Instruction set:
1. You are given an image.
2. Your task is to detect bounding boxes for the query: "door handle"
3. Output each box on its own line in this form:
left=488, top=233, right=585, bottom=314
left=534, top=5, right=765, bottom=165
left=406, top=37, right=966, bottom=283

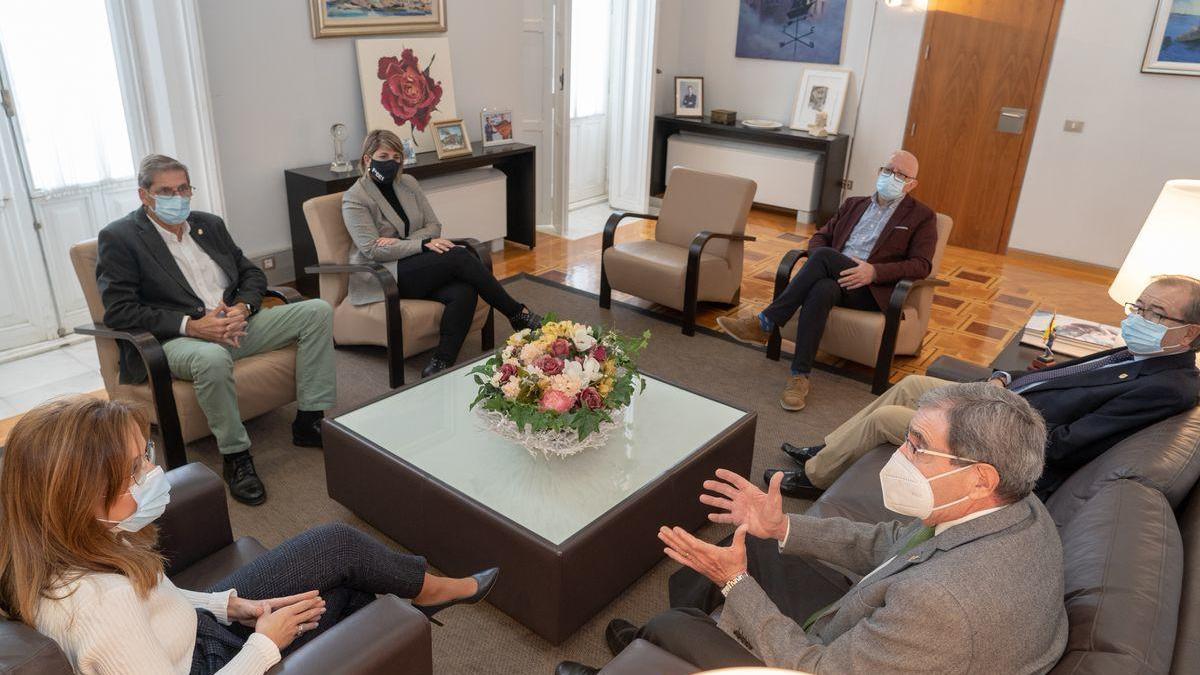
left=996, top=107, right=1027, bottom=134
left=1000, top=111, right=1022, bottom=118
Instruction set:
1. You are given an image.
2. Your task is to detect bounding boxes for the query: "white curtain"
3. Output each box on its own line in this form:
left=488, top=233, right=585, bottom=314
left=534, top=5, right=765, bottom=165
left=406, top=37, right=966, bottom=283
left=0, top=0, right=135, bottom=193
left=569, top=0, right=612, bottom=119
left=606, top=0, right=657, bottom=212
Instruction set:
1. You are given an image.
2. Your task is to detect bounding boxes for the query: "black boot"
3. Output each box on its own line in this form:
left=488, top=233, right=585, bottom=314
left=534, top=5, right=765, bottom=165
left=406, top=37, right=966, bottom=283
left=422, top=354, right=453, bottom=378
left=764, top=467, right=824, bottom=500
left=292, top=410, right=324, bottom=448
left=223, top=452, right=266, bottom=505
left=781, top=442, right=825, bottom=466
left=508, top=306, right=543, bottom=331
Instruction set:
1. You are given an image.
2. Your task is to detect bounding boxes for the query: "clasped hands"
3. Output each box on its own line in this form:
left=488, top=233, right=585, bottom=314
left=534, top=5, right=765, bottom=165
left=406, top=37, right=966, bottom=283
left=374, top=236, right=460, bottom=254
left=658, top=469, right=789, bottom=587
left=227, top=590, right=326, bottom=650
left=186, top=301, right=249, bottom=348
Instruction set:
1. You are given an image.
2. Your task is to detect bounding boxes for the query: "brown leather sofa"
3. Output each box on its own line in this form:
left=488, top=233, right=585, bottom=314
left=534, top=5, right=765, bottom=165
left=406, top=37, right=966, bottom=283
left=602, top=356, right=1200, bottom=674
left=0, top=463, right=432, bottom=675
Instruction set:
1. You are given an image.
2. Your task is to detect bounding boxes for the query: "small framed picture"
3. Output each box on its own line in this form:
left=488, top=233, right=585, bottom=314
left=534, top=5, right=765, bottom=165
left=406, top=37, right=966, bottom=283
left=431, top=118, right=473, bottom=159
left=789, top=69, right=850, bottom=134
left=400, top=138, right=418, bottom=165
left=674, top=76, right=703, bottom=117
left=481, top=108, right=515, bottom=147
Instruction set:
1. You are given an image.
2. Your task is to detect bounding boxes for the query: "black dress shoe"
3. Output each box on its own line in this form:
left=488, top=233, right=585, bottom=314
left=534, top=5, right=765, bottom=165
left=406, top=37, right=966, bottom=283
left=223, top=453, right=266, bottom=505
left=764, top=468, right=824, bottom=500
left=605, top=618, right=638, bottom=656
left=509, top=306, right=543, bottom=331
left=421, top=355, right=453, bottom=379
left=781, top=442, right=825, bottom=467
left=555, top=662, right=599, bottom=675
left=414, top=567, right=499, bottom=626
left=291, top=416, right=323, bottom=448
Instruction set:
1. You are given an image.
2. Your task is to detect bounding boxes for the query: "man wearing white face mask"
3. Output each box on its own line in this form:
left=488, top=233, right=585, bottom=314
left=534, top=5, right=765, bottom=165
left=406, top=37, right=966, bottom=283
left=560, top=383, right=1067, bottom=675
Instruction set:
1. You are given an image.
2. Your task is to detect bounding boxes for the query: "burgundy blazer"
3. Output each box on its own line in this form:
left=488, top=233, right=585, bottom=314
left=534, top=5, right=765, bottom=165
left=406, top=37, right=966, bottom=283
left=807, top=194, right=938, bottom=310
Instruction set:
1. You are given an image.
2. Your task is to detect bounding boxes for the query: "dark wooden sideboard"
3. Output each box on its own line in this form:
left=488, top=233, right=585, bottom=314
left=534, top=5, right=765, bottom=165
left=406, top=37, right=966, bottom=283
left=650, top=115, right=849, bottom=227
left=284, top=142, right=536, bottom=298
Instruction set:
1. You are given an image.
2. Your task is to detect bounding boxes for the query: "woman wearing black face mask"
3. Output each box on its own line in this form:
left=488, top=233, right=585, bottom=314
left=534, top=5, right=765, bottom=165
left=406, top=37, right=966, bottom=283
left=340, top=129, right=542, bottom=378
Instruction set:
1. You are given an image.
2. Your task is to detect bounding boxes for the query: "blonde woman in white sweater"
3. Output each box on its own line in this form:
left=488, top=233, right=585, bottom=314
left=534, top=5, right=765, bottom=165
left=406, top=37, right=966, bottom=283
left=0, top=397, right=498, bottom=674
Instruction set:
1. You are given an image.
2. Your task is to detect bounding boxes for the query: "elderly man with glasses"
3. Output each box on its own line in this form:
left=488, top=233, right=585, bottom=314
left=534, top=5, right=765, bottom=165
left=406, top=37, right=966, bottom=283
left=766, top=275, right=1200, bottom=500
left=558, top=383, right=1068, bottom=674
left=719, top=150, right=937, bottom=414
left=96, top=154, right=337, bottom=506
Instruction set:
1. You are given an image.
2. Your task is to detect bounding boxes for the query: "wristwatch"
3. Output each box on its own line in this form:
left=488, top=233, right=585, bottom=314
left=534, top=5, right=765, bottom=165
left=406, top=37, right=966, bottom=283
left=989, top=371, right=1012, bottom=387
left=721, top=572, right=749, bottom=597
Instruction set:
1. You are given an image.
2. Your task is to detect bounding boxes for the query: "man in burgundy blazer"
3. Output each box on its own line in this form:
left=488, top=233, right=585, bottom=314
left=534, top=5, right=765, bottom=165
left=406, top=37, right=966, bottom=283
left=719, top=150, right=938, bottom=411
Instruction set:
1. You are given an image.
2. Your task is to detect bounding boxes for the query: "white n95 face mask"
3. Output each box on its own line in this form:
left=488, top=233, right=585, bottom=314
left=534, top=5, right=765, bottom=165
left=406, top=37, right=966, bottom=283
left=98, top=466, right=171, bottom=533
left=879, top=450, right=976, bottom=520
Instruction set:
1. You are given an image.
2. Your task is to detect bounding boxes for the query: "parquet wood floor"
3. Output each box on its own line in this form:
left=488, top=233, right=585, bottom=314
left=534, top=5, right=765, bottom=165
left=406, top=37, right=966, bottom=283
left=494, top=208, right=1122, bottom=384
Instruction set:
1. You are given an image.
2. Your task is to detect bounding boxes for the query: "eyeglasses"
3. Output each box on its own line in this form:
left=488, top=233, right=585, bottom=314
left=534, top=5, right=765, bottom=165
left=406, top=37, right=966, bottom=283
left=129, top=440, right=157, bottom=487
left=149, top=185, right=196, bottom=198
left=901, top=429, right=978, bottom=465
left=1124, top=302, right=1188, bottom=326
left=879, top=167, right=915, bottom=183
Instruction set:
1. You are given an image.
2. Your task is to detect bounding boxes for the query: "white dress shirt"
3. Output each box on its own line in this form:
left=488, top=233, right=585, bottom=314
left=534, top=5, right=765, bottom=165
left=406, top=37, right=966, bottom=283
left=152, top=219, right=230, bottom=334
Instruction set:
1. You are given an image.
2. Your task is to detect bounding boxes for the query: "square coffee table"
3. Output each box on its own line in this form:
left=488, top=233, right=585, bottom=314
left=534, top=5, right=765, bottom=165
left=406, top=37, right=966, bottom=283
left=324, top=356, right=756, bottom=643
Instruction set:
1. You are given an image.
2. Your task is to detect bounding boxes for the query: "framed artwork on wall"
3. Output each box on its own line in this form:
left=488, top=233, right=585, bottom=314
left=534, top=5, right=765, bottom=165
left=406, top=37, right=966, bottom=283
left=310, top=0, right=447, bottom=38
left=735, top=0, right=847, bottom=64
left=431, top=118, right=473, bottom=159
left=481, top=108, right=515, bottom=147
left=674, top=76, right=704, bottom=117
left=356, top=37, right=457, bottom=150
left=789, top=68, right=849, bottom=134
left=1142, top=0, right=1200, bottom=75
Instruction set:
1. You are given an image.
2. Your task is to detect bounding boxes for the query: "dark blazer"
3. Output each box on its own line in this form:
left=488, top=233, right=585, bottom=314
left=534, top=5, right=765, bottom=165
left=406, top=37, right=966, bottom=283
left=807, top=194, right=939, bottom=310
left=95, top=207, right=268, bottom=384
left=1003, top=348, right=1200, bottom=498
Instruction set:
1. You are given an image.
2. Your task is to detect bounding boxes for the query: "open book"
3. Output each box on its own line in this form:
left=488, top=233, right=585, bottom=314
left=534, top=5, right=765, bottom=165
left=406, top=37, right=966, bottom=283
left=1019, top=310, right=1124, bottom=358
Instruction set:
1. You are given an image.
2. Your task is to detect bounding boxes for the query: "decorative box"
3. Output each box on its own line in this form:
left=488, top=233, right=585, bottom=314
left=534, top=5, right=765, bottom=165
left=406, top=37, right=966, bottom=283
left=710, top=109, right=737, bottom=125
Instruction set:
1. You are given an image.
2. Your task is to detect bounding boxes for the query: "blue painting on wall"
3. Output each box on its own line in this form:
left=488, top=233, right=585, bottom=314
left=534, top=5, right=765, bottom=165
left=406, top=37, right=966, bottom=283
left=1144, top=0, right=1200, bottom=75
left=735, top=0, right=847, bottom=64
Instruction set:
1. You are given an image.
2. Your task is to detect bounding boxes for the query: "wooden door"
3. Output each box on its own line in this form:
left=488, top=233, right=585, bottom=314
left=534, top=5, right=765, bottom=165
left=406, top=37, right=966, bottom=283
left=903, top=0, right=1063, bottom=253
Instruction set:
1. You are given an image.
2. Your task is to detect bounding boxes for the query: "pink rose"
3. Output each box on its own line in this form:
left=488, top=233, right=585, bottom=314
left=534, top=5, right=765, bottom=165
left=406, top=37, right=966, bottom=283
left=550, top=338, right=571, bottom=357
left=534, top=354, right=564, bottom=376
left=539, top=389, right=575, bottom=413
left=578, top=387, right=603, bottom=410
left=591, top=345, right=607, bottom=362
left=498, top=363, right=517, bottom=383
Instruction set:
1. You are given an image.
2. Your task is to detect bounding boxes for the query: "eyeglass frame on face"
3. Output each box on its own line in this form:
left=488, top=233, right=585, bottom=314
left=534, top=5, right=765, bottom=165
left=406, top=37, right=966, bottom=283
left=128, top=439, right=157, bottom=488
left=1123, top=302, right=1189, bottom=327
left=901, top=426, right=978, bottom=466
left=879, top=166, right=915, bottom=183
left=147, top=184, right=197, bottom=198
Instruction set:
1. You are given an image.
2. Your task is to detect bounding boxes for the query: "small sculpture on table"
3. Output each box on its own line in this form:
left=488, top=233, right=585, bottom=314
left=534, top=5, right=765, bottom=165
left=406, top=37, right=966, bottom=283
left=1031, top=312, right=1058, bottom=370
left=329, top=123, right=353, bottom=173
left=807, top=111, right=829, bottom=137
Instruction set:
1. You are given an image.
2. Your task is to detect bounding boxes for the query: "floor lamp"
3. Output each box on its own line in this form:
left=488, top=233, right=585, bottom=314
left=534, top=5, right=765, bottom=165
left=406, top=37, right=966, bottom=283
left=1108, top=180, right=1200, bottom=305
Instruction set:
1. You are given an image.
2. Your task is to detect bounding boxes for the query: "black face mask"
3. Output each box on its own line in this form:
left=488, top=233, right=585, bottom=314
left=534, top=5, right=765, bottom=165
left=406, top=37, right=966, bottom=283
left=368, top=158, right=400, bottom=184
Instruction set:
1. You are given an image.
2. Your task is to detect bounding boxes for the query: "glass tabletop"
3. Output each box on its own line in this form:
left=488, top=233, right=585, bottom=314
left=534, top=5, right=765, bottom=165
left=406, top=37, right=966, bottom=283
left=334, top=357, right=747, bottom=546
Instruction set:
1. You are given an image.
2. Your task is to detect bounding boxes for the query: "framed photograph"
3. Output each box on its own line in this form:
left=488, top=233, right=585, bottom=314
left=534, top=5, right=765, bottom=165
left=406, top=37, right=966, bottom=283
left=481, top=108, right=514, bottom=147
left=356, top=37, right=457, bottom=150
left=401, top=138, right=417, bottom=165
left=789, top=68, right=850, bottom=134
left=736, top=0, right=847, bottom=65
left=1142, top=0, right=1200, bottom=76
left=310, top=0, right=447, bottom=38
left=431, top=118, right=472, bottom=159
left=674, top=76, right=704, bottom=117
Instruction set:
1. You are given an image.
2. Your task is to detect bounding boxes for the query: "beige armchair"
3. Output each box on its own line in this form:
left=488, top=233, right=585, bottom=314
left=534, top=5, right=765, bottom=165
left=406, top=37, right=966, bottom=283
left=69, top=240, right=300, bottom=469
left=766, top=213, right=954, bottom=394
left=600, top=167, right=757, bottom=335
left=301, top=192, right=493, bottom=388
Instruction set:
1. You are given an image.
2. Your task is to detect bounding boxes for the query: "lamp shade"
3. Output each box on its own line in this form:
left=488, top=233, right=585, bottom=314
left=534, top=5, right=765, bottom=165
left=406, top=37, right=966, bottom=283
left=1109, top=180, right=1200, bottom=305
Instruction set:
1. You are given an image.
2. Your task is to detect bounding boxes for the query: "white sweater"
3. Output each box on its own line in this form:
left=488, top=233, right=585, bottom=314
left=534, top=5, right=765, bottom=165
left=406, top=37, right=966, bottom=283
left=34, top=572, right=281, bottom=674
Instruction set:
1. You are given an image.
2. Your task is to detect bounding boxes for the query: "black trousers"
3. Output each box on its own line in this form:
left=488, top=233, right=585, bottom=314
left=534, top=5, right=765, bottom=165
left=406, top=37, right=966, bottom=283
left=760, top=247, right=880, bottom=375
left=392, top=247, right=524, bottom=361
left=190, top=523, right=426, bottom=675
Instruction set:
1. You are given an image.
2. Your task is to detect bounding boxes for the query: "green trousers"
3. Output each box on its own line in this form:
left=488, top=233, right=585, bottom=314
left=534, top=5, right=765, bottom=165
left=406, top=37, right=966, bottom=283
left=162, top=299, right=337, bottom=455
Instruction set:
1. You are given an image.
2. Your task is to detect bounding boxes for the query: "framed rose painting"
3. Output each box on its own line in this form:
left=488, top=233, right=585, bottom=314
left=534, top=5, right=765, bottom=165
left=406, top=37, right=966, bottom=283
left=356, top=37, right=458, bottom=150
left=310, top=0, right=447, bottom=38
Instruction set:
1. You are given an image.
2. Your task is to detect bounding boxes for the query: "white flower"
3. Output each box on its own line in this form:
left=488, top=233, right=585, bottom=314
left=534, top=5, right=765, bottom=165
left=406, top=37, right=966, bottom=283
left=549, top=373, right=582, bottom=398
left=561, top=357, right=603, bottom=387
left=571, top=326, right=597, bottom=352
left=582, top=357, right=603, bottom=383
left=507, top=329, right=531, bottom=347
left=490, top=371, right=503, bottom=387
left=501, top=380, right=520, bottom=399
left=518, top=342, right=544, bottom=364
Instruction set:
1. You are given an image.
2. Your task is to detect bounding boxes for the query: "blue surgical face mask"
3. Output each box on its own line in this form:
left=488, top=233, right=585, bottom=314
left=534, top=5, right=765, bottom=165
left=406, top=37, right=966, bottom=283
left=1121, top=313, right=1184, bottom=355
left=152, top=195, right=190, bottom=225
left=98, top=466, right=171, bottom=533
left=876, top=172, right=907, bottom=201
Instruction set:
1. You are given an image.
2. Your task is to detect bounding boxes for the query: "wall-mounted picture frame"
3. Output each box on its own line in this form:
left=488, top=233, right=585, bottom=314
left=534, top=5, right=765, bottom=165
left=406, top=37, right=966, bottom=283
left=674, top=76, right=704, bottom=117
left=789, top=68, right=850, bottom=134
left=1142, top=0, right=1200, bottom=76
left=481, top=108, right=514, bottom=147
left=431, top=118, right=472, bottom=159
left=310, top=0, right=447, bottom=38
left=401, top=138, right=418, bottom=165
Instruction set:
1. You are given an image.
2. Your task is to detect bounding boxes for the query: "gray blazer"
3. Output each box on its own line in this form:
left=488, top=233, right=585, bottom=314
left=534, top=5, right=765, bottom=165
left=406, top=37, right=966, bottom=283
left=341, top=173, right=442, bottom=305
left=719, top=495, right=1068, bottom=674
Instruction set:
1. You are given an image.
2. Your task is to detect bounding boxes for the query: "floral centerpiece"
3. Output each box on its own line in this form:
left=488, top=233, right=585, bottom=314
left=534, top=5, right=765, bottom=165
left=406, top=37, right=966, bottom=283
left=469, top=317, right=650, bottom=458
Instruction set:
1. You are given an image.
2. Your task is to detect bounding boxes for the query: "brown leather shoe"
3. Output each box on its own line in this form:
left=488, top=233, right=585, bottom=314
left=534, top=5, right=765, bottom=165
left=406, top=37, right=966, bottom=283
left=717, top=313, right=770, bottom=346
left=780, top=374, right=810, bottom=411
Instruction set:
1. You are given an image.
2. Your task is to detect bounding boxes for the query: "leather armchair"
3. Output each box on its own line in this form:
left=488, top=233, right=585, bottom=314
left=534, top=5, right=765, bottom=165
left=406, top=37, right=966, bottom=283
left=0, top=464, right=432, bottom=675
left=301, top=192, right=494, bottom=388
left=68, top=240, right=302, bottom=469
left=600, top=167, right=757, bottom=336
left=766, top=213, right=954, bottom=394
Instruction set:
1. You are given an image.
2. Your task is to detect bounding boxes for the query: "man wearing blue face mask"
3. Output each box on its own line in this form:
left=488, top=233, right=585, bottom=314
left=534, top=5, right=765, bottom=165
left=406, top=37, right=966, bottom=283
left=96, top=154, right=338, bottom=506
left=718, top=150, right=938, bottom=414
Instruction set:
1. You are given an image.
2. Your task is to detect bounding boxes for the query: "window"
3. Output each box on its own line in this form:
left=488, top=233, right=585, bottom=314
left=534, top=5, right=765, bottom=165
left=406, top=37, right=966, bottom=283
left=569, top=0, right=612, bottom=119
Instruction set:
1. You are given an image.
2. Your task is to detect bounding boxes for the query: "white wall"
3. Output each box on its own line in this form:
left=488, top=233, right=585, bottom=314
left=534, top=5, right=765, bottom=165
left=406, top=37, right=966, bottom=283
left=1008, top=0, right=1200, bottom=268
left=196, top=0, right=527, bottom=257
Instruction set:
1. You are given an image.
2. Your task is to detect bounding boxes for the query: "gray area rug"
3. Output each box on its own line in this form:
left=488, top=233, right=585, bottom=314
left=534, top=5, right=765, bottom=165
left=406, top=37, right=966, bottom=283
left=185, top=275, right=877, bottom=674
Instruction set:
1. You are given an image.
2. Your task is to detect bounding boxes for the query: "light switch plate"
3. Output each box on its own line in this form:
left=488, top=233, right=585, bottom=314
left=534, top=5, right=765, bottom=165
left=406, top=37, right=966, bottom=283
left=1063, top=120, right=1085, bottom=133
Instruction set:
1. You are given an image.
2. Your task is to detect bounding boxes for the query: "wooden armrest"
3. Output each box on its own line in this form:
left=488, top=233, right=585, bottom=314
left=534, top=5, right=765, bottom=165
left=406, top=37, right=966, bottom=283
left=265, top=285, right=303, bottom=304
left=303, top=263, right=406, bottom=388
left=603, top=211, right=660, bottom=251
left=773, top=248, right=810, bottom=299
left=304, top=263, right=400, bottom=303
left=449, top=237, right=493, bottom=273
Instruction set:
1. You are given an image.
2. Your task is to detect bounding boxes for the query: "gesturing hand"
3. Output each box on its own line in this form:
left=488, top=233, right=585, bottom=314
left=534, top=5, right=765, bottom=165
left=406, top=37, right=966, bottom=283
left=700, top=469, right=789, bottom=542
left=251, top=590, right=326, bottom=651
left=838, top=257, right=876, bottom=290
left=659, top=524, right=749, bottom=587
left=228, top=590, right=322, bottom=629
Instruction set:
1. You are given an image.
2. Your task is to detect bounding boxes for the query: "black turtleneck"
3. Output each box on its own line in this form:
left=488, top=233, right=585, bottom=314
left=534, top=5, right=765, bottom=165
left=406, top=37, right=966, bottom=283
left=374, top=179, right=411, bottom=236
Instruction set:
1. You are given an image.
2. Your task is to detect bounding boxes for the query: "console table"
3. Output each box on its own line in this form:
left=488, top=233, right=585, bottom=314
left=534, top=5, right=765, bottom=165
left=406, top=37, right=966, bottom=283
left=284, top=142, right=536, bottom=298
left=651, top=115, right=849, bottom=227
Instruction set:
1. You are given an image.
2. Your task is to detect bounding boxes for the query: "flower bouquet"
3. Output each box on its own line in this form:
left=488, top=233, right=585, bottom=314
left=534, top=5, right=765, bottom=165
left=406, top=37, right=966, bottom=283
left=469, top=316, right=650, bottom=458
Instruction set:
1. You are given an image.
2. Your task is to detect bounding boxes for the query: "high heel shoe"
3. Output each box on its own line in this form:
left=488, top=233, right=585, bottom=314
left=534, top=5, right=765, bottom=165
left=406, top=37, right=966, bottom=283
left=414, top=567, right=499, bottom=626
